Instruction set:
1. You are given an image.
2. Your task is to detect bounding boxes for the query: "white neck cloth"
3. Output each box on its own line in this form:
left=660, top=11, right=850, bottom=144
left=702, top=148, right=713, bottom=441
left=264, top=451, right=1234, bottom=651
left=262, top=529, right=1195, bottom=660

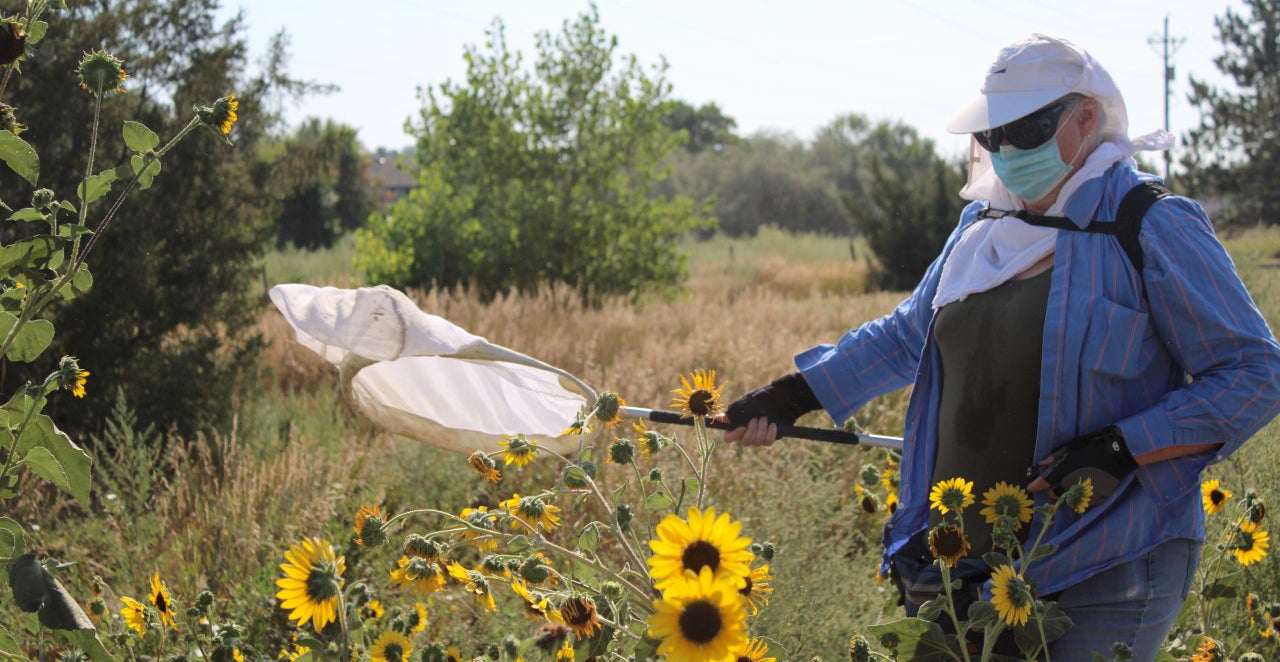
left=931, top=140, right=1145, bottom=310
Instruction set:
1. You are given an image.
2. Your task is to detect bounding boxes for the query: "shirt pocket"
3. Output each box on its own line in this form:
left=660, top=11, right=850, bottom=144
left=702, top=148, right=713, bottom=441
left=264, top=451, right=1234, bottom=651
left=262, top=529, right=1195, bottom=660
left=1081, top=295, right=1158, bottom=380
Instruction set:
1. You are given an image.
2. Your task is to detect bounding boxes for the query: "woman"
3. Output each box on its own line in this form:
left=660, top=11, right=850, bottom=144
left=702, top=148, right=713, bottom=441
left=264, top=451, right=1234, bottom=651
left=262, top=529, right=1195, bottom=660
left=724, top=33, right=1280, bottom=660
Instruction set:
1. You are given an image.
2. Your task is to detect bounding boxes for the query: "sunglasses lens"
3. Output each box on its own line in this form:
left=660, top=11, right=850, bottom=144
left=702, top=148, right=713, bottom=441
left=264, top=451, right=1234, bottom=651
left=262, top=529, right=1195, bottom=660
left=973, top=100, right=1071, bottom=152
left=1004, top=102, right=1069, bottom=149
left=974, top=128, right=1002, bottom=153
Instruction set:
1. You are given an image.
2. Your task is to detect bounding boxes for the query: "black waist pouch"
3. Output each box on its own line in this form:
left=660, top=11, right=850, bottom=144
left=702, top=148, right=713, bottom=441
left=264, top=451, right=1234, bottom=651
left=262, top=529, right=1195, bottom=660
left=890, top=529, right=991, bottom=616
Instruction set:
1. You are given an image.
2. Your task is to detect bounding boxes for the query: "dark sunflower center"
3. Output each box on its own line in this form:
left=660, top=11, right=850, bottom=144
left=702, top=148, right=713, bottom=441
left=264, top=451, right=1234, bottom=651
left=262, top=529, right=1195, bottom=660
left=737, top=657, right=752, bottom=662
left=933, top=528, right=966, bottom=557
left=154, top=591, right=168, bottom=613
left=1211, top=489, right=1225, bottom=505
left=739, top=576, right=754, bottom=596
left=678, top=599, right=723, bottom=645
left=1238, top=532, right=1257, bottom=552
left=682, top=540, right=720, bottom=574
left=689, top=390, right=714, bottom=416
left=384, top=643, right=404, bottom=662
left=306, top=562, right=340, bottom=601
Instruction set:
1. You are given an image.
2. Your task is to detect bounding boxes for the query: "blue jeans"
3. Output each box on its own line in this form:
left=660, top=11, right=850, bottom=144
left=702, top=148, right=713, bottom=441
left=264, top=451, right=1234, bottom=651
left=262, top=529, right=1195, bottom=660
left=1049, top=538, right=1201, bottom=662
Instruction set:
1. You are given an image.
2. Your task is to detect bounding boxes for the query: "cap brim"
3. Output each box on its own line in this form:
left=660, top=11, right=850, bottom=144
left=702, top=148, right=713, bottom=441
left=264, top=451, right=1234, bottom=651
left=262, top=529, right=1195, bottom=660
left=946, top=89, right=1069, bottom=134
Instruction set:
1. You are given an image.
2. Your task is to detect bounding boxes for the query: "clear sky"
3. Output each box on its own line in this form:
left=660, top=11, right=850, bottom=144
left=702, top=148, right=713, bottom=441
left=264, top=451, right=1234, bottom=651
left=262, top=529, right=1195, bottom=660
left=215, top=1, right=1239, bottom=162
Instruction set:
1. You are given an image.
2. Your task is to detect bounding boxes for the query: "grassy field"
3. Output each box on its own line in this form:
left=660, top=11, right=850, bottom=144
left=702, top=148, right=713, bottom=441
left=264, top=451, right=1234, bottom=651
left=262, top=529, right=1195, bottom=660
left=9, top=226, right=1280, bottom=660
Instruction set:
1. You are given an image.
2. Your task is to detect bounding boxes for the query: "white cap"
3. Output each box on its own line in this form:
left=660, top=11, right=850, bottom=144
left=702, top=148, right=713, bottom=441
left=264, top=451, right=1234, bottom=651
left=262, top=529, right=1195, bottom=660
left=946, top=33, right=1128, bottom=138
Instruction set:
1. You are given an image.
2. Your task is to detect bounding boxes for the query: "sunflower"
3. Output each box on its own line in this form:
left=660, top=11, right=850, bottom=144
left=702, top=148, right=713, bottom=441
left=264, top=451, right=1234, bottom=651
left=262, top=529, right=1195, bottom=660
left=648, top=506, right=754, bottom=593
left=468, top=451, right=502, bottom=484
left=512, top=580, right=550, bottom=620
left=72, top=370, right=89, bottom=398
left=447, top=561, right=497, bottom=612
left=457, top=506, right=499, bottom=551
left=502, top=493, right=562, bottom=532
left=148, top=573, right=178, bottom=630
left=634, top=419, right=668, bottom=459
left=407, top=601, right=428, bottom=633
left=215, top=94, right=238, bottom=134
left=445, top=648, right=465, bottom=662
left=556, top=640, right=575, bottom=662
left=276, top=537, right=345, bottom=632
left=733, top=638, right=776, bottom=662
left=989, top=565, right=1034, bottom=627
left=739, top=564, right=773, bottom=616
left=1063, top=477, right=1094, bottom=515
left=649, top=567, right=748, bottom=662
left=1247, top=593, right=1259, bottom=623
left=360, top=599, right=385, bottom=621
left=560, top=595, right=601, bottom=639
left=354, top=504, right=389, bottom=547
left=928, top=525, right=971, bottom=568
left=371, top=630, right=413, bottom=662
left=670, top=370, right=727, bottom=420
left=499, top=434, right=539, bottom=467
left=885, top=492, right=899, bottom=518
left=120, top=596, right=147, bottom=636
left=928, top=477, right=975, bottom=515
left=1189, top=635, right=1223, bottom=662
left=390, top=556, right=446, bottom=594
left=593, top=392, right=626, bottom=429
left=1202, top=480, right=1232, bottom=516
left=1232, top=519, right=1270, bottom=566
left=979, top=482, right=1034, bottom=530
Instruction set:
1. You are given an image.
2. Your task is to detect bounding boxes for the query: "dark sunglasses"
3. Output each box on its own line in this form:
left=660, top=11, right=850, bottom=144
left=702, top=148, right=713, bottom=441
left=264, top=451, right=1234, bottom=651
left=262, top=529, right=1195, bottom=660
left=973, top=99, right=1074, bottom=153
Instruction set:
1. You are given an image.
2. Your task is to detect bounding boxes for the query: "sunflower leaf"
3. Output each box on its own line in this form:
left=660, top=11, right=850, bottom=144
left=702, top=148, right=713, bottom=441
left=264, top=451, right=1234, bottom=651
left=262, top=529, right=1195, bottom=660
left=0, top=131, right=39, bottom=187
left=122, top=121, right=159, bottom=154
left=865, top=617, right=955, bottom=662
left=53, top=630, right=111, bottom=662
left=14, top=416, right=91, bottom=505
left=916, top=598, right=944, bottom=621
left=982, top=552, right=1011, bottom=569
left=1027, top=543, right=1057, bottom=561
left=577, top=521, right=605, bottom=554
left=643, top=492, right=673, bottom=510
left=0, top=517, right=23, bottom=560
left=76, top=168, right=118, bottom=205
left=1201, top=580, right=1237, bottom=600
left=0, top=624, right=21, bottom=658
left=966, top=600, right=999, bottom=631
left=5, top=318, right=53, bottom=362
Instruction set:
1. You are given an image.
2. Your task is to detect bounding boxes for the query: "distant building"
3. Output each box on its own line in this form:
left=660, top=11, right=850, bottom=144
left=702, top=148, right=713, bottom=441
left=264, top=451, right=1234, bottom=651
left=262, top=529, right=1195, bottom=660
left=367, top=155, right=415, bottom=207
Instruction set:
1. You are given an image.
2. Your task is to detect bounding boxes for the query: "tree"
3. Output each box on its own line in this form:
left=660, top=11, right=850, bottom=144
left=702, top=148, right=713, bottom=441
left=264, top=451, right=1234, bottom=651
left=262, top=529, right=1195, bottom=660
left=354, top=5, right=710, bottom=303
left=664, top=130, right=850, bottom=237
left=1181, top=0, right=1280, bottom=227
left=266, top=118, right=376, bottom=249
left=662, top=100, right=738, bottom=153
left=0, top=1, right=304, bottom=437
left=842, top=121, right=967, bottom=291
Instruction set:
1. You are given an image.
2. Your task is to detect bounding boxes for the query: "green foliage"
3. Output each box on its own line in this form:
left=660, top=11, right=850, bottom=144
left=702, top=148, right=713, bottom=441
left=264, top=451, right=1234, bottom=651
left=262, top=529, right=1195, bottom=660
left=664, top=130, right=851, bottom=237
left=661, top=99, right=738, bottom=154
left=0, top=0, right=303, bottom=438
left=355, top=5, right=711, bottom=303
left=843, top=121, right=967, bottom=291
left=1181, top=0, right=1280, bottom=227
left=265, top=118, right=376, bottom=249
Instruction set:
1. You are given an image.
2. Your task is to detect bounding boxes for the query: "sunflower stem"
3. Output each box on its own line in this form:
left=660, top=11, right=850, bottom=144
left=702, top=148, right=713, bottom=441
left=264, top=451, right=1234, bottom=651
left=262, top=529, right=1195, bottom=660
left=937, top=561, right=971, bottom=662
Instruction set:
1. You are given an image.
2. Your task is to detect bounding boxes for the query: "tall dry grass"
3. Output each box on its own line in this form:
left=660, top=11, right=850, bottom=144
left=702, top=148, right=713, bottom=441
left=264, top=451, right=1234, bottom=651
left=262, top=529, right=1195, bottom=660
left=19, top=226, right=1280, bottom=658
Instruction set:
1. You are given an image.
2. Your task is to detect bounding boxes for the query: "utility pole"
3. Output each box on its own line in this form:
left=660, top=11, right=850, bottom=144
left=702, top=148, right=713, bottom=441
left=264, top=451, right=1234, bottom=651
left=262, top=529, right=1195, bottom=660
left=1148, top=15, right=1185, bottom=185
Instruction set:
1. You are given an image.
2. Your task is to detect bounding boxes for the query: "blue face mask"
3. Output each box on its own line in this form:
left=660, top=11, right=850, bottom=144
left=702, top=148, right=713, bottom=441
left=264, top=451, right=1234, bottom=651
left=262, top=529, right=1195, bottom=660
left=990, top=135, right=1072, bottom=202
left=988, top=105, right=1081, bottom=202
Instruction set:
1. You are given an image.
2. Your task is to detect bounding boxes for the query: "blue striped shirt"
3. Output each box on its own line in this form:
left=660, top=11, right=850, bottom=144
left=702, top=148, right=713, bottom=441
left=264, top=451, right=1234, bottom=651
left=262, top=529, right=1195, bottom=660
left=795, top=163, right=1280, bottom=595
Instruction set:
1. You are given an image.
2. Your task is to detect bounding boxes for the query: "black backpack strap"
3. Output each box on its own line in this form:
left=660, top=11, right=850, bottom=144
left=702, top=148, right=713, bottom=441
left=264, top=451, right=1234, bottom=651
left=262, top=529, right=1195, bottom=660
left=976, top=181, right=1172, bottom=274
left=1111, top=181, right=1172, bottom=273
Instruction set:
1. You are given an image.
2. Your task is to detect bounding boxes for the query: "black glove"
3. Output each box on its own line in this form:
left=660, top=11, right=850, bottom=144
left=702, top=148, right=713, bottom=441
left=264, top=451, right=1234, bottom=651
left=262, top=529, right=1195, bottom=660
left=725, top=372, right=821, bottom=428
left=1038, top=425, right=1138, bottom=501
